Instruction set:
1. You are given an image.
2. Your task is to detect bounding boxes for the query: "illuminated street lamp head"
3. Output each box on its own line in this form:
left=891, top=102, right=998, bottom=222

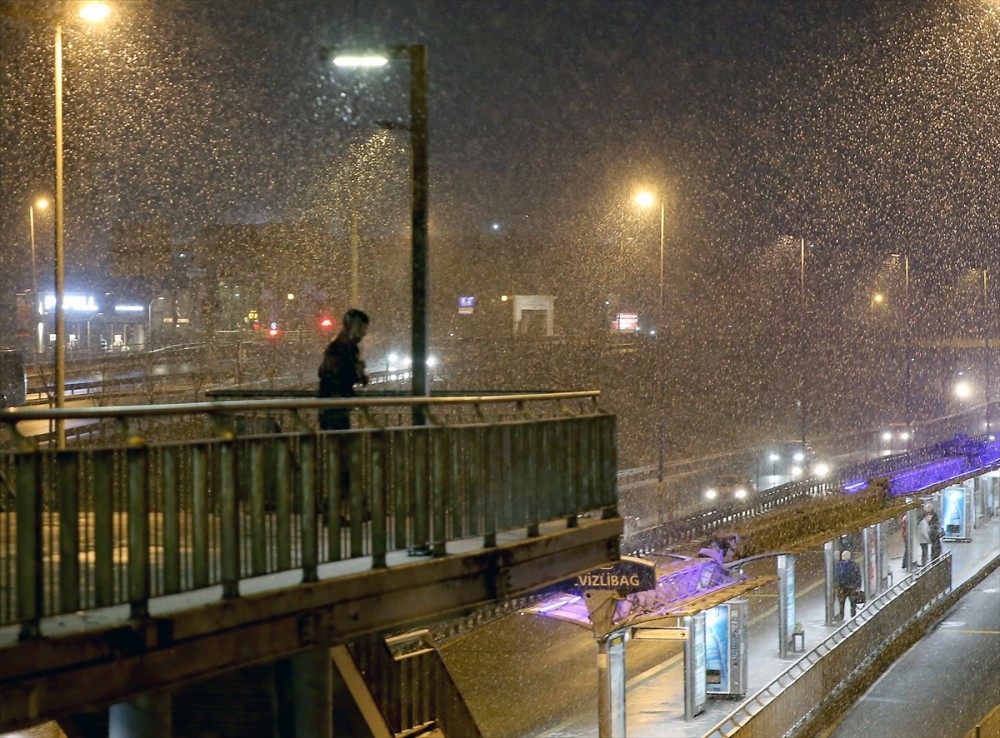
left=634, top=191, right=656, bottom=208
left=954, top=379, right=973, bottom=400
left=333, top=54, right=389, bottom=68
left=79, top=2, right=112, bottom=22
left=34, top=197, right=50, bottom=210
left=872, top=292, right=884, bottom=305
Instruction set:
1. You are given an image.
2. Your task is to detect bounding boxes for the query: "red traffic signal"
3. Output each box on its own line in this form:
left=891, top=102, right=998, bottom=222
left=319, top=317, right=334, bottom=331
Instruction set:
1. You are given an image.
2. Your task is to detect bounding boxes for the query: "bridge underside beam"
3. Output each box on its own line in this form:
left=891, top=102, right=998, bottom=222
left=0, top=518, right=622, bottom=733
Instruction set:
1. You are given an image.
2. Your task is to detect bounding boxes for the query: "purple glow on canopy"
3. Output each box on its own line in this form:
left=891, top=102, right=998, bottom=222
left=529, top=553, right=747, bottom=628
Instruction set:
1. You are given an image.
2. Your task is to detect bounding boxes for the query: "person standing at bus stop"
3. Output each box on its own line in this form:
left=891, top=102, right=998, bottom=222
left=317, top=308, right=370, bottom=430
left=917, top=512, right=932, bottom=567
left=834, top=550, right=862, bottom=620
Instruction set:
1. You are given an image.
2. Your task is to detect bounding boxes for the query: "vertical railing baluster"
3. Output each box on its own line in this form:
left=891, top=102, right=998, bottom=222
left=92, top=450, right=115, bottom=607
left=300, top=435, right=317, bottom=582
left=191, top=444, right=209, bottom=589
left=324, top=434, right=343, bottom=562
left=275, top=437, right=292, bottom=570
left=467, top=425, right=482, bottom=538
left=127, top=445, right=150, bottom=619
left=560, top=419, right=577, bottom=528
left=57, top=450, right=80, bottom=613
left=15, top=451, right=42, bottom=640
left=430, top=427, right=446, bottom=556
left=448, top=427, right=462, bottom=539
left=392, top=431, right=408, bottom=550
left=162, top=446, right=181, bottom=594
left=483, top=424, right=497, bottom=548
left=370, top=429, right=387, bottom=568
left=525, top=422, right=540, bottom=537
left=500, top=423, right=513, bottom=532
left=348, top=433, right=364, bottom=558
left=219, top=439, right=239, bottom=598
left=603, top=414, right=618, bottom=515
left=411, top=431, right=429, bottom=553
left=249, top=440, right=266, bottom=575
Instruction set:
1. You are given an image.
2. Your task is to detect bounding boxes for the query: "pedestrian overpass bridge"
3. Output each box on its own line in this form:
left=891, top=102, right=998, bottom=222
left=0, top=393, right=996, bottom=737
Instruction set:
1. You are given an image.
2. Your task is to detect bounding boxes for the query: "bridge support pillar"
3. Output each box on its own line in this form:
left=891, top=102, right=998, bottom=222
left=275, top=647, right=332, bottom=738
left=108, top=692, right=172, bottom=737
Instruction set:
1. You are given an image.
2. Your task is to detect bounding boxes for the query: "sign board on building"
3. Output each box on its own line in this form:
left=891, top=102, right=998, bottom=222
left=458, top=295, right=475, bottom=315
left=612, top=312, right=639, bottom=332
left=575, top=556, right=656, bottom=593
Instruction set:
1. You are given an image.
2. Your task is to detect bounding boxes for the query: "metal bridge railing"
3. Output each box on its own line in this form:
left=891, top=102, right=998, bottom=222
left=0, top=392, right=617, bottom=639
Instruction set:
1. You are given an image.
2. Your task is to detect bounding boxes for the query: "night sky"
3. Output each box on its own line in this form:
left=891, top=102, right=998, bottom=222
left=0, top=1, right=997, bottom=443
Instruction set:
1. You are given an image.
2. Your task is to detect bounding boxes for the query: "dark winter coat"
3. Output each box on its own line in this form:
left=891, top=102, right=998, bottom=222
left=835, top=559, right=862, bottom=590
left=318, top=336, right=365, bottom=398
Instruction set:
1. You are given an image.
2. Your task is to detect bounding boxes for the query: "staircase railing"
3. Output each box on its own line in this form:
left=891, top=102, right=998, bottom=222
left=350, top=629, right=482, bottom=738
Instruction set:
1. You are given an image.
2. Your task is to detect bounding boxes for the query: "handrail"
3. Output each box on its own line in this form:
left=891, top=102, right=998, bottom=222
left=0, top=390, right=601, bottom=423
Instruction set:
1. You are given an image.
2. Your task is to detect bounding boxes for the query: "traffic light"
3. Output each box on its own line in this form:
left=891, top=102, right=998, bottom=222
left=268, top=321, right=279, bottom=339
left=319, top=317, right=334, bottom=331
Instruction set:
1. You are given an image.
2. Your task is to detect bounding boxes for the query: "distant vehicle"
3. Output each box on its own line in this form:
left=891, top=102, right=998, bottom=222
left=704, top=473, right=756, bottom=503
left=0, top=349, right=27, bottom=408
left=763, top=441, right=814, bottom=481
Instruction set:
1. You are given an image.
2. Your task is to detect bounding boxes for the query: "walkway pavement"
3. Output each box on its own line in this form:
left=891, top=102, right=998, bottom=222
left=542, top=510, right=1000, bottom=738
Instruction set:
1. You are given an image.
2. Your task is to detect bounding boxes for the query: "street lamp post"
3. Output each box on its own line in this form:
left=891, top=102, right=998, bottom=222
left=634, top=190, right=666, bottom=482
left=799, top=237, right=807, bottom=451
left=982, top=268, right=992, bottom=437
left=52, top=1, right=111, bottom=447
left=29, top=198, right=49, bottom=356
left=332, top=45, right=429, bottom=422
left=891, top=253, right=912, bottom=424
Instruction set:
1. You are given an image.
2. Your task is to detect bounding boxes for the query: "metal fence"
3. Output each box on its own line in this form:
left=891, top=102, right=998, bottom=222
left=0, top=392, right=617, bottom=638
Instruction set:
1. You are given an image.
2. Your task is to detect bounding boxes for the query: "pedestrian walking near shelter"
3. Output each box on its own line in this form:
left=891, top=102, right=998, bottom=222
left=917, top=512, right=932, bottom=567
left=834, top=550, right=862, bottom=620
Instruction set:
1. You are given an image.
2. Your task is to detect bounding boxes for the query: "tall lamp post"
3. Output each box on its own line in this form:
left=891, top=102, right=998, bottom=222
left=982, top=268, right=992, bottom=437
left=331, top=46, right=429, bottom=420
left=799, top=237, right=807, bottom=450
left=52, top=1, right=111, bottom=447
left=891, top=253, right=912, bottom=425
left=634, top=190, right=666, bottom=482
left=29, top=197, right=50, bottom=357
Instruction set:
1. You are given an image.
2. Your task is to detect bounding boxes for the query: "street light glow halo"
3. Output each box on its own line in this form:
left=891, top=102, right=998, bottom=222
left=79, top=1, right=112, bottom=22
left=333, top=54, right=389, bottom=67
left=35, top=197, right=50, bottom=209
left=634, top=190, right=655, bottom=208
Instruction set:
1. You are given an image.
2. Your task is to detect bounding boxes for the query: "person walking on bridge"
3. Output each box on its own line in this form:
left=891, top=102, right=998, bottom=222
left=317, top=308, right=370, bottom=430
left=834, top=550, right=862, bottom=620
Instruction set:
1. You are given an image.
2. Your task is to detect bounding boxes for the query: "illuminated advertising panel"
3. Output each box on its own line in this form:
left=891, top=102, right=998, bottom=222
left=941, top=486, right=969, bottom=540
left=612, top=312, right=639, bottom=332
left=458, top=296, right=475, bottom=315
left=705, top=605, right=731, bottom=693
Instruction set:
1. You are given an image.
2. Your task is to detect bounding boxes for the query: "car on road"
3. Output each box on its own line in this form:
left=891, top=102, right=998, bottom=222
left=704, top=473, right=756, bottom=504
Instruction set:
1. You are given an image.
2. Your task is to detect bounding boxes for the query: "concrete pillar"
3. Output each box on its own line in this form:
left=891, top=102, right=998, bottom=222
left=275, top=647, right=333, bottom=738
left=108, top=693, right=172, bottom=738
